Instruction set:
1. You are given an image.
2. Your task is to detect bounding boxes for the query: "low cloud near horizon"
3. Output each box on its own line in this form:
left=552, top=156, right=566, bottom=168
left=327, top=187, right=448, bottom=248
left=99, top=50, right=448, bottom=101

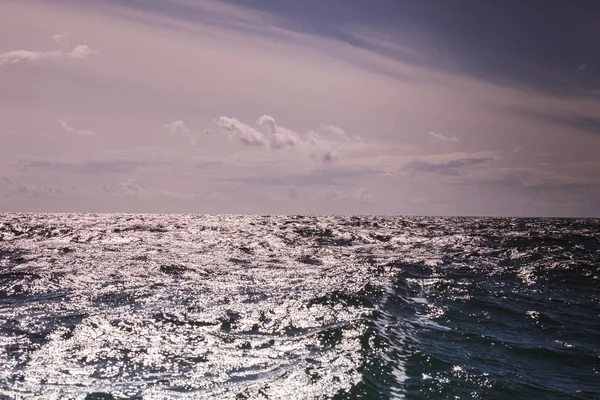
left=0, top=0, right=599, bottom=217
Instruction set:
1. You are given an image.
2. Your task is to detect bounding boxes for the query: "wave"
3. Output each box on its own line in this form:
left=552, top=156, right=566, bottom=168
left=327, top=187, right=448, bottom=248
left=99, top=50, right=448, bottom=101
left=0, top=214, right=598, bottom=398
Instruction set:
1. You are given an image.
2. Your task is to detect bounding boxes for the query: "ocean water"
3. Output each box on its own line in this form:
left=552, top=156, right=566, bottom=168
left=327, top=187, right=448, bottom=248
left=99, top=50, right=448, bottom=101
left=0, top=213, right=598, bottom=400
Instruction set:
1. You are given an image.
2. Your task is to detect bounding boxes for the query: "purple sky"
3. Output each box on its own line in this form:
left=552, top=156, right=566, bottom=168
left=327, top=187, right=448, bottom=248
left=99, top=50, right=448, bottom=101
left=1, top=0, right=599, bottom=216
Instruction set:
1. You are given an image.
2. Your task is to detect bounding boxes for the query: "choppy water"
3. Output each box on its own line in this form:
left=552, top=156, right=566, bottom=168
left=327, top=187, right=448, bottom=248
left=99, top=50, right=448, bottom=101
left=0, top=214, right=599, bottom=399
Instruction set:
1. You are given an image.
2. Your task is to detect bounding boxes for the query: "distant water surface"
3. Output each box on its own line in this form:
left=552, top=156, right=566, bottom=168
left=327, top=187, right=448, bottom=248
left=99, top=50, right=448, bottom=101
left=0, top=214, right=599, bottom=399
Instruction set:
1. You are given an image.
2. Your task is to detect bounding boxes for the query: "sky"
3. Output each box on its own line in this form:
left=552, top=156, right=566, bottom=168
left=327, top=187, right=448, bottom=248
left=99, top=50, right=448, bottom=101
left=1, top=0, right=599, bottom=217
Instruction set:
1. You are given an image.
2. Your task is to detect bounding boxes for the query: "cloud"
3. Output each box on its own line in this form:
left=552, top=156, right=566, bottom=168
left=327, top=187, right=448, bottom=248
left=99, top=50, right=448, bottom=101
left=2, top=176, right=66, bottom=198
left=216, top=164, right=379, bottom=187
left=320, top=124, right=346, bottom=137
left=404, top=156, right=494, bottom=176
left=257, top=114, right=301, bottom=149
left=214, top=114, right=308, bottom=150
left=15, top=183, right=65, bottom=197
left=0, top=45, right=97, bottom=67
left=118, top=178, right=203, bottom=198
left=229, top=0, right=600, bottom=97
left=509, top=108, right=600, bottom=135
left=119, top=178, right=144, bottom=196
left=214, top=114, right=358, bottom=163
left=163, top=120, right=200, bottom=145
left=51, top=32, right=69, bottom=43
left=23, top=159, right=145, bottom=175
left=164, top=120, right=191, bottom=135
left=320, top=124, right=362, bottom=142
left=365, top=151, right=500, bottom=177
left=324, top=186, right=373, bottom=204
left=405, top=197, right=452, bottom=205
left=57, top=119, right=95, bottom=136
left=215, top=116, right=266, bottom=146
left=318, top=124, right=351, bottom=140
left=69, top=45, right=97, bottom=59
left=428, top=131, right=458, bottom=143
left=460, top=167, right=600, bottom=199
left=0, top=49, right=62, bottom=66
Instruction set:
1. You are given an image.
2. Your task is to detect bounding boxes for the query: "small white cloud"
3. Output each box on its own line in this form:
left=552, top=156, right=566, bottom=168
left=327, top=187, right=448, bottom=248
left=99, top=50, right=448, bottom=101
left=69, top=45, right=97, bottom=59
left=429, top=131, right=458, bottom=143
left=320, top=124, right=361, bottom=141
left=0, top=49, right=62, bottom=66
left=51, top=32, right=69, bottom=43
left=163, top=120, right=200, bottom=145
left=578, top=63, right=587, bottom=70
left=164, top=120, right=191, bottom=135
left=57, top=119, right=95, bottom=136
left=215, top=116, right=266, bottom=146
left=321, top=124, right=346, bottom=137
left=0, top=44, right=98, bottom=67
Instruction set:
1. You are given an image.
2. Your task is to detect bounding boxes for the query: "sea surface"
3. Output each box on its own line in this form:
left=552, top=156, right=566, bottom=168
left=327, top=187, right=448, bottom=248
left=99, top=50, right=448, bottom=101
left=0, top=213, right=598, bottom=399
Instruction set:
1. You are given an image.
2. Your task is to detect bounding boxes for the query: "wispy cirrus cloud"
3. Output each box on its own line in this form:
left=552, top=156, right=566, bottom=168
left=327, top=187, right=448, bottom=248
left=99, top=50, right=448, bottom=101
left=224, top=0, right=600, bottom=98
left=57, top=119, right=95, bottom=136
left=320, top=124, right=362, bottom=142
left=509, top=108, right=600, bottom=135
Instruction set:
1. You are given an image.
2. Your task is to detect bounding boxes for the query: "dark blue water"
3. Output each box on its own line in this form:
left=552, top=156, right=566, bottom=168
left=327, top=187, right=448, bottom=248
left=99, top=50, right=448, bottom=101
left=0, top=214, right=598, bottom=399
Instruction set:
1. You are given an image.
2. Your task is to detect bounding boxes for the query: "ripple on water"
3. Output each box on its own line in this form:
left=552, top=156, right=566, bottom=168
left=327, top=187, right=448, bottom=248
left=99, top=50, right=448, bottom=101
left=0, top=214, right=598, bottom=399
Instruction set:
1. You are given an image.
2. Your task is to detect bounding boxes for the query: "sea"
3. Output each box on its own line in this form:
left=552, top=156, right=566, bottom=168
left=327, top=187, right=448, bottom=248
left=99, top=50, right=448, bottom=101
left=0, top=213, right=598, bottom=399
